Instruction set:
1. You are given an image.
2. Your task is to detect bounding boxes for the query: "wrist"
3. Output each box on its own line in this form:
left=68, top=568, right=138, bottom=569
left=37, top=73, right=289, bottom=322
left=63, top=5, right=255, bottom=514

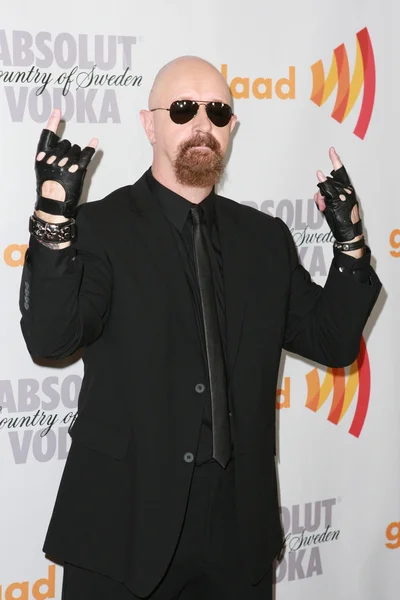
left=36, top=238, right=72, bottom=250
left=342, top=245, right=365, bottom=259
left=34, top=209, right=69, bottom=224
left=335, top=234, right=365, bottom=258
left=343, top=234, right=364, bottom=244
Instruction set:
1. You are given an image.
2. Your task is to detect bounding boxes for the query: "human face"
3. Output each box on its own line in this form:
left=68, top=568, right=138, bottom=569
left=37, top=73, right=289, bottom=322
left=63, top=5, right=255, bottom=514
left=141, top=59, right=237, bottom=188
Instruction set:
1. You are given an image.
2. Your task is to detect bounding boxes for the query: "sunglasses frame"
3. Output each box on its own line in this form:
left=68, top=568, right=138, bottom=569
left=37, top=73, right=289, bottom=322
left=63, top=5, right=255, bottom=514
left=150, top=100, right=234, bottom=127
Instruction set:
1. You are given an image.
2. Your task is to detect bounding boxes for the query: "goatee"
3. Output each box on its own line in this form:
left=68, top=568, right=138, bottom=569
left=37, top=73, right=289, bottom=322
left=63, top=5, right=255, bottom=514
left=173, top=132, right=225, bottom=188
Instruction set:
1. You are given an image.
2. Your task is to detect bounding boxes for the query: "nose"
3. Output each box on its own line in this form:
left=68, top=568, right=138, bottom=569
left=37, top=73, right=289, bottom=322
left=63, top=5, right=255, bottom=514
left=192, top=104, right=212, bottom=133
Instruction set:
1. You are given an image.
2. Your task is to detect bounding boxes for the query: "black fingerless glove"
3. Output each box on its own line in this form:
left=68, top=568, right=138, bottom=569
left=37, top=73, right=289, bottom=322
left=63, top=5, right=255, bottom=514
left=317, top=165, right=363, bottom=242
left=34, top=129, right=95, bottom=218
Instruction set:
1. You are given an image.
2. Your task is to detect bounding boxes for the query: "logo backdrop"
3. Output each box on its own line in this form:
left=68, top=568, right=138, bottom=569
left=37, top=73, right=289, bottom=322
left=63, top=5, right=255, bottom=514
left=1, top=1, right=398, bottom=598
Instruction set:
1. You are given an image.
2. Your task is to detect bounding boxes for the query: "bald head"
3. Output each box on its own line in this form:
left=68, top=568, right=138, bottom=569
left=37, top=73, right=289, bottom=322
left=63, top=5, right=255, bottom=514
left=148, top=56, right=232, bottom=109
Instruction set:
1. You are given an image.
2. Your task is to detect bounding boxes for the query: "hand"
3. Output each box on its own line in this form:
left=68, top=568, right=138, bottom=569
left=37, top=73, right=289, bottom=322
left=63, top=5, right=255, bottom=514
left=314, top=147, right=364, bottom=258
left=35, top=108, right=98, bottom=217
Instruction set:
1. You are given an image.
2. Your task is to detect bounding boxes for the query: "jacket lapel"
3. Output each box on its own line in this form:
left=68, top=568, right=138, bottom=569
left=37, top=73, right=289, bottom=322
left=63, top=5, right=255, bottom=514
left=215, top=195, right=254, bottom=381
left=127, top=174, right=200, bottom=347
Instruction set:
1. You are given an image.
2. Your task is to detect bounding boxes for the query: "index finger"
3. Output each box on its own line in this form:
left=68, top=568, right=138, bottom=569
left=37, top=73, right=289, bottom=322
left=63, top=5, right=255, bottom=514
left=329, top=146, right=343, bottom=171
left=45, top=108, right=61, bottom=133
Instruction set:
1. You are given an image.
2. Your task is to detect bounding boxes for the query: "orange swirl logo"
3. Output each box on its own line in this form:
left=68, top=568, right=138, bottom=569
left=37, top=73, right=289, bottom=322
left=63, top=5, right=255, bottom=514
left=310, top=27, right=376, bottom=140
left=305, top=337, right=370, bottom=438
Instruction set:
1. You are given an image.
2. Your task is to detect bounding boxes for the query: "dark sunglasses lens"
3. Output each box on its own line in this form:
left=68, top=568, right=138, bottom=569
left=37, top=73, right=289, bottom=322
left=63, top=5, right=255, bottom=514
left=169, top=100, right=198, bottom=124
left=206, top=102, right=232, bottom=127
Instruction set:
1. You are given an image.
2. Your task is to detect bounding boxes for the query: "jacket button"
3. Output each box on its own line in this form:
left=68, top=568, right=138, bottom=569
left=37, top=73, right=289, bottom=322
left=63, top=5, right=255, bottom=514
left=195, top=383, right=205, bottom=393
left=24, top=302, right=29, bottom=310
left=183, top=452, right=194, bottom=463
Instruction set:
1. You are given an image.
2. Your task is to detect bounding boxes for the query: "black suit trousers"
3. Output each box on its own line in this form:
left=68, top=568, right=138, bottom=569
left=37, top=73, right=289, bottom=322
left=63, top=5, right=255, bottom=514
left=61, top=460, right=273, bottom=600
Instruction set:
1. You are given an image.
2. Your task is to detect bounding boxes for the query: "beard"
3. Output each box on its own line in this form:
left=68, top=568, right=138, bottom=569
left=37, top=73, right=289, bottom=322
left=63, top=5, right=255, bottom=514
left=173, top=132, right=226, bottom=188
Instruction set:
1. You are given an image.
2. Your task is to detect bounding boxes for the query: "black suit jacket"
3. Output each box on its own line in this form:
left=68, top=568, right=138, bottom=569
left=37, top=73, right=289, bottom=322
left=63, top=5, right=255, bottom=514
left=20, top=172, right=382, bottom=597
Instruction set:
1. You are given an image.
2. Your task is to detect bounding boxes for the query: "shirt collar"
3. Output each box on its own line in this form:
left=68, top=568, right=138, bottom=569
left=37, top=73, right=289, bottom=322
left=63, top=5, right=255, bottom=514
left=146, top=167, right=215, bottom=233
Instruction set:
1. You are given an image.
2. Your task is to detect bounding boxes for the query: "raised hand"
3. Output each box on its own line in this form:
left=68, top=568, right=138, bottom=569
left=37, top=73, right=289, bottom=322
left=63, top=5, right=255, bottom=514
left=314, top=147, right=362, bottom=243
left=35, top=109, right=98, bottom=218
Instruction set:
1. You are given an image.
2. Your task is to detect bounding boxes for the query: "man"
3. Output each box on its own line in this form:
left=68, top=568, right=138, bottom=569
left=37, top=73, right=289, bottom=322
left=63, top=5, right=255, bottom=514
left=20, top=56, right=382, bottom=599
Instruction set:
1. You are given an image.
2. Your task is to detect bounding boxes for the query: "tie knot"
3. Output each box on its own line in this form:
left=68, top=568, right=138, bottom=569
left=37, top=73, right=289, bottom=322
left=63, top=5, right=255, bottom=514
left=190, top=205, right=204, bottom=226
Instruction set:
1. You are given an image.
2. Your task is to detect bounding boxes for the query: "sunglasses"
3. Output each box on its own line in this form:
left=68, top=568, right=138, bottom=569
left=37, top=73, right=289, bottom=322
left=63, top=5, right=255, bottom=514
left=151, top=100, right=233, bottom=127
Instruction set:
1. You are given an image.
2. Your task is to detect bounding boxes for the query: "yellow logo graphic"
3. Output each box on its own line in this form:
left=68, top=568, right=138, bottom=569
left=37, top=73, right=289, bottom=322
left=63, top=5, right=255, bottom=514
left=310, top=27, right=376, bottom=139
left=276, top=339, right=370, bottom=438
left=305, top=338, right=370, bottom=438
left=220, top=27, right=376, bottom=139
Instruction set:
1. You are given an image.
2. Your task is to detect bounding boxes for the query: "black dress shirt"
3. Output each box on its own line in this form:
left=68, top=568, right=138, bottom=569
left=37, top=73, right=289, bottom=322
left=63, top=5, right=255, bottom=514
left=146, top=168, right=227, bottom=465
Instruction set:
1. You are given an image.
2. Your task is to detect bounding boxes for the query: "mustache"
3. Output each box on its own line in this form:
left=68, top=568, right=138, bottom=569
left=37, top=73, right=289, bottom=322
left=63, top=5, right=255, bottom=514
left=180, top=132, right=221, bottom=153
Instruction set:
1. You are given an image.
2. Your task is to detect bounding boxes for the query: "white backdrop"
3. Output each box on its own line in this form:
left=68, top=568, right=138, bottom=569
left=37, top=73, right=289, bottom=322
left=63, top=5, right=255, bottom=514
left=1, top=1, right=398, bottom=598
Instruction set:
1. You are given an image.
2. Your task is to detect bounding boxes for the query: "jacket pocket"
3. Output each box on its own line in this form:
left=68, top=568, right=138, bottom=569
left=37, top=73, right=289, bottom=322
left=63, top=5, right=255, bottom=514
left=69, top=416, right=130, bottom=459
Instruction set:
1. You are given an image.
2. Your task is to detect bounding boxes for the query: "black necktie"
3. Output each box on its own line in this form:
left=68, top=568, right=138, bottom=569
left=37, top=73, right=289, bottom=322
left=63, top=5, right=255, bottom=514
left=190, top=206, right=231, bottom=468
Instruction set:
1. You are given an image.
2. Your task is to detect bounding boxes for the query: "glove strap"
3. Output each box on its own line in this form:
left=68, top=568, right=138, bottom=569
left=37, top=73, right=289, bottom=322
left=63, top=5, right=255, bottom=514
left=333, top=237, right=365, bottom=252
left=35, top=195, right=75, bottom=218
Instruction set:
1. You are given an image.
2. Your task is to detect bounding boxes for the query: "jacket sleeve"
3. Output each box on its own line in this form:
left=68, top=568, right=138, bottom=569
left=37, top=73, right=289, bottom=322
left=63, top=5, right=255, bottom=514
left=276, top=217, right=382, bottom=367
left=19, top=203, right=113, bottom=359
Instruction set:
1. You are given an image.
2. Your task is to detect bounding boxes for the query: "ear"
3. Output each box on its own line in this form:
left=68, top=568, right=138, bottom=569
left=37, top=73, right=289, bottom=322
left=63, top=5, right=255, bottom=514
left=140, top=109, right=156, bottom=145
left=229, top=114, right=238, bottom=134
